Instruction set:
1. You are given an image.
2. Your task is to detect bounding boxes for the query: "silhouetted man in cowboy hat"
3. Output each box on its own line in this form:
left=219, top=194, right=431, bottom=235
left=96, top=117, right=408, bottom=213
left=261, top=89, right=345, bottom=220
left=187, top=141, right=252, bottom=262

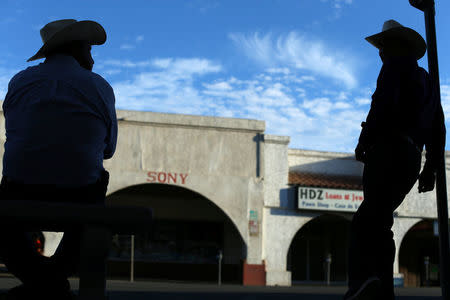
left=0, top=19, right=117, bottom=299
left=344, top=20, right=445, bottom=300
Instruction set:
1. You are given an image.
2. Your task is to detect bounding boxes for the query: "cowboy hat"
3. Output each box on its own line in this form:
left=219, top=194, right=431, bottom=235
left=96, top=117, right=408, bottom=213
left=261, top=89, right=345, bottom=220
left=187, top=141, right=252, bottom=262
left=365, top=19, right=426, bottom=60
left=27, top=19, right=106, bottom=62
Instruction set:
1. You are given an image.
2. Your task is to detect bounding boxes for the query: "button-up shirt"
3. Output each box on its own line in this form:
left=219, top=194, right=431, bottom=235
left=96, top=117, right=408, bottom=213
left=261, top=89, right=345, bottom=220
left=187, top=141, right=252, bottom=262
left=359, top=56, right=446, bottom=170
left=2, top=54, right=117, bottom=186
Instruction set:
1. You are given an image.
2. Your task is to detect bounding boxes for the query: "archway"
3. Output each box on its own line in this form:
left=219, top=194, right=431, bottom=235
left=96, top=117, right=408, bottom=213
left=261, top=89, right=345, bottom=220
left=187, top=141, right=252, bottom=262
left=106, top=183, right=246, bottom=283
left=287, top=214, right=351, bottom=284
left=399, top=220, right=439, bottom=287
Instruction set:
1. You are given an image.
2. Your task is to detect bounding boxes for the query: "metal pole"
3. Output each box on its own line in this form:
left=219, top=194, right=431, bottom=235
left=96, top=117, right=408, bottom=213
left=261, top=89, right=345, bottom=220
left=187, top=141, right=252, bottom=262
left=326, top=253, right=332, bottom=286
left=218, top=250, right=223, bottom=285
left=130, top=235, right=135, bottom=282
left=409, top=1, right=450, bottom=298
left=306, top=239, right=310, bottom=281
left=425, top=256, right=431, bottom=286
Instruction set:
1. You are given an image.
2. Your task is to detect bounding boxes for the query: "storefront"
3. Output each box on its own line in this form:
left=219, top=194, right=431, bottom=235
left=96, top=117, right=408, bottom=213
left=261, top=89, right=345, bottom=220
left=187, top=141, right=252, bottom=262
left=264, top=148, right=444, bottom=287
left=1, top=108, right=442, bottom=287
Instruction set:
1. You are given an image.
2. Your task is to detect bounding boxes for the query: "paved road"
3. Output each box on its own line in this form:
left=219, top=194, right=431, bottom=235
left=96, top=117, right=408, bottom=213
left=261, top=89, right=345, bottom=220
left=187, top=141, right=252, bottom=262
left=0, top=278, right=442, bottom=299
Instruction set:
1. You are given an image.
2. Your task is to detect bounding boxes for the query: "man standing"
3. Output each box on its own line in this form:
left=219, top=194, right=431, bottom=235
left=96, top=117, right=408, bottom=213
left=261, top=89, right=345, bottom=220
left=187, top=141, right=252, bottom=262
left=0, top=19, right=117, bottom=300
left=344, top=20, right=445, bottom=299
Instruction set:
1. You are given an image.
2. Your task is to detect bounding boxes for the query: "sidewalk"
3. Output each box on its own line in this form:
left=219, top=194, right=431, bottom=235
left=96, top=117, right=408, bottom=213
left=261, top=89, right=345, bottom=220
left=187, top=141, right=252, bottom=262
left=0, top=277, right=442, bottom=299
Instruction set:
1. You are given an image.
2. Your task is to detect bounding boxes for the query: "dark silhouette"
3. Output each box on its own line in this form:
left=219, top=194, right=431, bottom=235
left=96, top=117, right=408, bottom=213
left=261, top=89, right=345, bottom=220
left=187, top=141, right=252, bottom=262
left=0, top=19, right=117, bottom=300
left=343, top=20, right=445, bottom=300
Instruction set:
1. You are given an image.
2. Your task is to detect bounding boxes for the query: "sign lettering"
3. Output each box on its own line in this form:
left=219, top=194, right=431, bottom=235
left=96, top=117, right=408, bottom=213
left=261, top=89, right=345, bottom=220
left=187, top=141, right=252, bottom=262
left=147, top=171, right=189, bottom=184
left=298, top=186, right=363, bottom=213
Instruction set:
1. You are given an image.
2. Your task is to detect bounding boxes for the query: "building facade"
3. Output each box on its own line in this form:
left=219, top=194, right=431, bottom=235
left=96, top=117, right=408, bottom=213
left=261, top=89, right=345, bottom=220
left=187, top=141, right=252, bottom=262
left=1, top=109, right=445, bottom=287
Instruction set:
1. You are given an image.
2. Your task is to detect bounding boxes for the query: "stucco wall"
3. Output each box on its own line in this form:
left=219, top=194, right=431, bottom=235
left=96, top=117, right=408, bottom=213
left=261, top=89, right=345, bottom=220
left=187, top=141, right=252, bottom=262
left=104, top=110, right=266, bottom=264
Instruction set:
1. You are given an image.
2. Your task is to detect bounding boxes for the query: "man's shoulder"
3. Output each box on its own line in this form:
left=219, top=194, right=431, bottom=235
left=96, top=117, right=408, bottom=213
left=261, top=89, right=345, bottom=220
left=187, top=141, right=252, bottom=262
left=8, top=65, right=42, bottom=86
left=86, top=71, right=114, bottom=94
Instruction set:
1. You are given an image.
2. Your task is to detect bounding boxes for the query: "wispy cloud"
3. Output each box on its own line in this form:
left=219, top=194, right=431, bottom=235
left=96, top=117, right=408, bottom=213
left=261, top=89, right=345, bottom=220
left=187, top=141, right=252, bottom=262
left=187, top=0, right=220, bottom=14
left=104, top=56, right=369, bottom=151
left=440, top=84, right=450, bottom=120
left=119, top=35, right=145, bottom=51
left=120, top=44, right=135, bottom=50
left=321, top=0, right=353, bottom=19
left=229, top=32, right=358, bottom=89
left=99, top=59, right=153, bottom=68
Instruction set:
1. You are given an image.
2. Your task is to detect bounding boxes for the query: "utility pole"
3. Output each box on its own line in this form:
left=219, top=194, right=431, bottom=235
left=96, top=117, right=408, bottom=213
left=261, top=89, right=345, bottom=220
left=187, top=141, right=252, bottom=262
left=409, top=1, right=450, bottom=298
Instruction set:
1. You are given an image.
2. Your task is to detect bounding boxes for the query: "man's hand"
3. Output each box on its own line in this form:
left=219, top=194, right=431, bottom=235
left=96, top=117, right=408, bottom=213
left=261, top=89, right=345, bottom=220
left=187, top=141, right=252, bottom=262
left=355, top=143, right=366, bottom=163
left=418, top=165, right=436, bottom=193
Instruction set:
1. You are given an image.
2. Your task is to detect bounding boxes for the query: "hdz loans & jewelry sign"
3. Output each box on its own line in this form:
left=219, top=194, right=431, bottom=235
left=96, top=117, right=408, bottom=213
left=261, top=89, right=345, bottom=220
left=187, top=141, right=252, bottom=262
left=298, top=186, right=364, bottom=212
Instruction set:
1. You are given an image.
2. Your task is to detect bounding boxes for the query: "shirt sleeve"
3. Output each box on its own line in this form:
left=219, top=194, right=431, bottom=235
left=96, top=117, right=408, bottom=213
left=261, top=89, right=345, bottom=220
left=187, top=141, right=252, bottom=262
left=424, top=95, right=446, bottom=171
left=102, top=82, right=118, bottom=160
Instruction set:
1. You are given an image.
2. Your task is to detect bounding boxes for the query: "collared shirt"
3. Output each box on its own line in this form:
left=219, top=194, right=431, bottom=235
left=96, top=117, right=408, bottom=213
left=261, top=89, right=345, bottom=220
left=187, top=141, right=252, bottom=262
left=2, top=54, right=117, bottom=186
left=359, top=56, right=446, bottom=169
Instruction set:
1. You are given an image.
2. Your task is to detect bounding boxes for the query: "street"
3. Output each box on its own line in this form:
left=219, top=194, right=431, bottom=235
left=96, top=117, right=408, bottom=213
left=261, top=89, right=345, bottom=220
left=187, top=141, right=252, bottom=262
left=0, top=278, right=442, bottom=299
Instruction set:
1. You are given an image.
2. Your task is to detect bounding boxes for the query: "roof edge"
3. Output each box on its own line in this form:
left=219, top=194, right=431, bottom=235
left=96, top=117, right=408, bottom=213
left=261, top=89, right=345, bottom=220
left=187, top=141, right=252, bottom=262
left=117, top=109, right=266, bottom=132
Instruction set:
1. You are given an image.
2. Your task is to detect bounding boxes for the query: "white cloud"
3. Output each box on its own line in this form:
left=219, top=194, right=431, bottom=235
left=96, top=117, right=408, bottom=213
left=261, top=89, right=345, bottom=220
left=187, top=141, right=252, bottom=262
left=108, top=57, right=365, bottom=151
left=153, top=58, right=222, bottom=75
left=355, top=97, right=371, bottom=106
left=100, top=59, right=153, bottom=68
left=441, top=84, right=450, bottom=120
left=203, top=81, right=233, bottom=91
left=120, top=36, right=144, bottom=50
left=120, top=44, right=135, bottom=50
left=323, top=0, right=353, bottom=19
left=230, top=31, right=358, bottom=89
left=335, top=101, right=352, bottom=109
left=302, top=97, right=333, bottom=117
left=105, top=69, right=121, bottom=76
left=229, top=32, right=273, bottom=66
left=266, top=67, right=290, bottom=75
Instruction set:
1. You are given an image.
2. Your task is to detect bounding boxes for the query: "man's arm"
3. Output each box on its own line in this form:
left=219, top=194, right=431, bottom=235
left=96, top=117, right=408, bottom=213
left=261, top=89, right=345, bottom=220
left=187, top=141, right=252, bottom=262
left=419, top=101, right=446, bottom=193
left=102, top=83, right=117, bottom=160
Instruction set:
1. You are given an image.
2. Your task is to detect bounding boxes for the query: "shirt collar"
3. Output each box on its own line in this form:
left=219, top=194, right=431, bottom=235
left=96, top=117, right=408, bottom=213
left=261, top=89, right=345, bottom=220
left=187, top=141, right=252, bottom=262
left=44, top=54, right=81, bottom=68
left=383, top=56, right=418, bottom=68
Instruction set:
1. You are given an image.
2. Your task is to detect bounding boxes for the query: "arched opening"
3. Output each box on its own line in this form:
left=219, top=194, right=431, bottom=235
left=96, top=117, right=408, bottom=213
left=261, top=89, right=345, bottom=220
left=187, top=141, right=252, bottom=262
left=399, top=219, right=439, bottom=287
left=287, top=214, right=351, bottom=284
left=106, top=183, right=246, bottom=283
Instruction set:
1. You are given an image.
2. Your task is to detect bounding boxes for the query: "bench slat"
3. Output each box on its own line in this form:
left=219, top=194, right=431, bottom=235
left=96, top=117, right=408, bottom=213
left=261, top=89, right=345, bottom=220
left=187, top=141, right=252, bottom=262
left=0, top=201, right=153, bottom=233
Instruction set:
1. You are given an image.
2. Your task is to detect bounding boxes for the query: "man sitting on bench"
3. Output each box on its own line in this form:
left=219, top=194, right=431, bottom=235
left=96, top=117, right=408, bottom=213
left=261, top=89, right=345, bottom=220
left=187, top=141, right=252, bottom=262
left=0, top=19, right=117, bottom=300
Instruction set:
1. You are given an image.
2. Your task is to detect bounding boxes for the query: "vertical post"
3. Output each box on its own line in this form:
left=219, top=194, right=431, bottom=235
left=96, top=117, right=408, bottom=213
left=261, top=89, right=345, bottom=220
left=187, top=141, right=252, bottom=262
left=425, top=256, right=430, bottom=286
left=218, top=250, right=223, bottom=285
left=420, top=1, right=450, bottom=298
left=326, top=253, right=332, bottom=286
left=306, top=239, right=310, bottom=281
left=130, top=235, right=135, bottom=282
left=79, top=226, right=112, bottom=300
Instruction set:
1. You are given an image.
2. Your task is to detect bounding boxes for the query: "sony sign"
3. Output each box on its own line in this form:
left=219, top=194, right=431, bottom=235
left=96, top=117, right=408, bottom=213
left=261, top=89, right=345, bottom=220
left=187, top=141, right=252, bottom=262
left=298, top=186, right=364, bottom=213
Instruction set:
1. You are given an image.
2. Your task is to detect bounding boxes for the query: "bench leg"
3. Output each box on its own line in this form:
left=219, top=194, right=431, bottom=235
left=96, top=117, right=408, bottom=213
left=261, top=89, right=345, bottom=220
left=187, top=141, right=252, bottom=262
left=78, top=226, right=112, bottom=300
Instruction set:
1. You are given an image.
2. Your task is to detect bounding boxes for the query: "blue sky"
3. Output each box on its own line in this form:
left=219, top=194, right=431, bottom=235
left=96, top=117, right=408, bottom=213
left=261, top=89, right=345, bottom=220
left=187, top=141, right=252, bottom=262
left=1, top=0, right=450, bottom=152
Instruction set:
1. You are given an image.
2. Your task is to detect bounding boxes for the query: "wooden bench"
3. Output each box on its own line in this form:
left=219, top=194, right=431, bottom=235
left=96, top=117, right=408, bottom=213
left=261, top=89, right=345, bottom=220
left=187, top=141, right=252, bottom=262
left=0, top=200, right=153, bottom=300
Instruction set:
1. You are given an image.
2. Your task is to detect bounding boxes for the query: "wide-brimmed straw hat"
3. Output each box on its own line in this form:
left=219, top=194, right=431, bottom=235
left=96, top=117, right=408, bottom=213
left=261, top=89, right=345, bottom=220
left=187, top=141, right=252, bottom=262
left=27, top=19, right=106, bottom=62
left=365, top=19, right=426, bottom=60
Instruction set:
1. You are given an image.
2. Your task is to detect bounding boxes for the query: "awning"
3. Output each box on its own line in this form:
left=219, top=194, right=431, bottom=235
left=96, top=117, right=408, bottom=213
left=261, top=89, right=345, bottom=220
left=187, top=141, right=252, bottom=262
left=289, top=171, right=363, bottom=190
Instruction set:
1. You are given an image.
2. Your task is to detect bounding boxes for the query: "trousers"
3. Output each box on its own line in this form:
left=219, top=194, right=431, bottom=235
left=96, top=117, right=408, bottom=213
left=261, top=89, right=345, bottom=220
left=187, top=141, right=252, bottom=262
left=345, top=140, right=421, bottom=299
left=0, top=170, right=109, bottom=291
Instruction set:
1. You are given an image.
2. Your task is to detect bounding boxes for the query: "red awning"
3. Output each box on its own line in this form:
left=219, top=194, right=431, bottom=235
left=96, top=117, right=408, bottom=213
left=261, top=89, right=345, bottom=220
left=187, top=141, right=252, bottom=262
left=289, top=172, right=363, bottom=190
